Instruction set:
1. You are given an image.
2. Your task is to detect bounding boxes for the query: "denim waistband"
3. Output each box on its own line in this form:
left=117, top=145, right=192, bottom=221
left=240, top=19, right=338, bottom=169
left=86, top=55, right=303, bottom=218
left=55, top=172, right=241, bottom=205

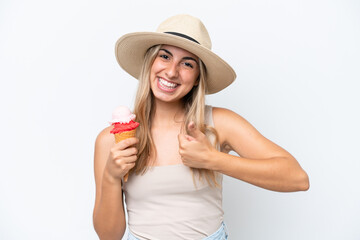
left=205, top=222, right=228, bottom=240
left=127, top=222, right=228, bottom=240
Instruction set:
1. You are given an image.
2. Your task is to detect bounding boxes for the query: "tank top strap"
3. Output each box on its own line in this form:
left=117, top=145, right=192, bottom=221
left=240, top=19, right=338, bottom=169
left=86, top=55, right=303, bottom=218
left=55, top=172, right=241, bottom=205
left=205, top=105, right=214, bottom=127
left=204, top=105, right=220, bottom=151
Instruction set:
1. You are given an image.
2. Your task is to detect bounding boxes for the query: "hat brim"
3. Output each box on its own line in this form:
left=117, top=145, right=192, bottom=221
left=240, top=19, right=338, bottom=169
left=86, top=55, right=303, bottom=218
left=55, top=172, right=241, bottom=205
left=115, top=32, right=236, bottom=94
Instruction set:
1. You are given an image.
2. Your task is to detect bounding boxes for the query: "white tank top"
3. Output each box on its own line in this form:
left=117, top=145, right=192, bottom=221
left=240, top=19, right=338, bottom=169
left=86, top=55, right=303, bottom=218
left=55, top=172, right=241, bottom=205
left=123, top=106, right=223, bottom=240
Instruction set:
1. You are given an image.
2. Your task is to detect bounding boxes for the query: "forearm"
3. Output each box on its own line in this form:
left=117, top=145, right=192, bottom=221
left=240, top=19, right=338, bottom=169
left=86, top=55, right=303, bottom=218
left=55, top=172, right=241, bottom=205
left=210, top=151, right=309, bottom=192
left=93, top=171, right=126, bottom=240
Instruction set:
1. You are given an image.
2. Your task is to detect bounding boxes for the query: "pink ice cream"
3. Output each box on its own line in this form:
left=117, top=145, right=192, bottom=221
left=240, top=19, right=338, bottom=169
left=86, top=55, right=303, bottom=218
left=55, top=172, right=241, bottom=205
left=109, top=106, right=139, bottom=134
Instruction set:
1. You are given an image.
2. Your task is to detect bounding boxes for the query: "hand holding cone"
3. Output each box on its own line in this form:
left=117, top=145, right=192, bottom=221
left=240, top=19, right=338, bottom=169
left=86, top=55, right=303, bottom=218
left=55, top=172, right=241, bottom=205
left=110, top=106, right=140, bottom=182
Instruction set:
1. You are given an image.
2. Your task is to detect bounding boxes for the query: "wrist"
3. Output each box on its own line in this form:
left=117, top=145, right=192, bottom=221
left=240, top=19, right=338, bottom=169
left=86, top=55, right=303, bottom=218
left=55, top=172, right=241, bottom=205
left=103, top=168, right=122, bottom=186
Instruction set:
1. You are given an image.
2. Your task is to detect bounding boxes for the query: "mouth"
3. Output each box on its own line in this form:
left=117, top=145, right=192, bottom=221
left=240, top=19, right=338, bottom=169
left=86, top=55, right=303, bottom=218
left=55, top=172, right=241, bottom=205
left=157, top=77, right=180, bottom=92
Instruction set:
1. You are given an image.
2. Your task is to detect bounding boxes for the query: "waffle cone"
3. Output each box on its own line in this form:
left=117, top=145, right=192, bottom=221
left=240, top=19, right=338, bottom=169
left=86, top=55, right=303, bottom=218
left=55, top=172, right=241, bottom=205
left=113, top=129, right=137, bottom=182
left=114, top=129, right=136, bottom=143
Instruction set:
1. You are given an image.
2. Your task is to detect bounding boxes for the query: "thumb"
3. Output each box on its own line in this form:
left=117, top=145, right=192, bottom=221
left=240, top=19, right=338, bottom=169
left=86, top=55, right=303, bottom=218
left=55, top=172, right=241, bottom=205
left=178, top=133, right=187, bottom=143
left=187, top=121, right=202, bottom=139
left=178, top=132, right=195, bottom=142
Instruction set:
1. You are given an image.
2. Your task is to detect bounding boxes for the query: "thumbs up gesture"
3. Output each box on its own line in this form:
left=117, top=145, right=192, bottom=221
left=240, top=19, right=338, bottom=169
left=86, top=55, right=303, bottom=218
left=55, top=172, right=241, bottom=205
left=178, top=121, right=217, bottom=169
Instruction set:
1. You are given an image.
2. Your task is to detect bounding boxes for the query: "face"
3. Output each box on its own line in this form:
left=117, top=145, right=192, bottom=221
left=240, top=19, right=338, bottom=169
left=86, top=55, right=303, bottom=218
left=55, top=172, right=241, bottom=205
left=149, top=45, right=200, bottom=104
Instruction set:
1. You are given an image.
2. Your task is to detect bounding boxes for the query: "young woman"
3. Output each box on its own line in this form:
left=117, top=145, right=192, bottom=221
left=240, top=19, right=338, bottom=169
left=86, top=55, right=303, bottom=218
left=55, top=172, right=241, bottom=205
left=93, top=15, right=309, bottom=240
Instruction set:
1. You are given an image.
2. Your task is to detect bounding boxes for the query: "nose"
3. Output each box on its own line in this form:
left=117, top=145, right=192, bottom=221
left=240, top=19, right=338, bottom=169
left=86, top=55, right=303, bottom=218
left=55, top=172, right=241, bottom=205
left=165, top=62, right=179, bottom=79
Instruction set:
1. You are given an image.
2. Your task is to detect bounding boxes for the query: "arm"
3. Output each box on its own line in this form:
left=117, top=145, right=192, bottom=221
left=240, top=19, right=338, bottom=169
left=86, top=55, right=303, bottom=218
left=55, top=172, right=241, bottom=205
left=211, top=107, right=309, bottom=192
left=178, top=107, right=309, bottom=192
left=93, top=126, right=138, bottom=239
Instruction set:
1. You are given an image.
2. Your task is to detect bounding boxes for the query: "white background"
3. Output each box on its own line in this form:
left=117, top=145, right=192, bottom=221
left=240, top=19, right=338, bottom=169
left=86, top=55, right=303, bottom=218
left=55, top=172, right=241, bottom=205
left=1, top=0, right=359, bottom=239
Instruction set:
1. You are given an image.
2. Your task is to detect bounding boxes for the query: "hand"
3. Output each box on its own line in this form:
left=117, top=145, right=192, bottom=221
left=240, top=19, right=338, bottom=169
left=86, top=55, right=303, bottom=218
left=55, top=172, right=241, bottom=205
left=178, top=122, right=217, bottom=169
left=105, top=137, right=138, bottom=180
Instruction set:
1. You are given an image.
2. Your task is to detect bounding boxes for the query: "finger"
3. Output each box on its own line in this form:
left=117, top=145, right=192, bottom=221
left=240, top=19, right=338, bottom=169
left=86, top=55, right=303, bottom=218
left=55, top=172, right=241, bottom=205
left=185, top=134, right=195, bottom=141
left=127, top=162, right=136, bottom=170
left=178, top=134, right=194, bottom=148
left=116, top=162, right=135, bottom=177
left=177, top=133, right=187, bottom=144
left=118, top=147, right=138, bottom=157
left=115, top=155, right=137, bottom=165
left=187, top=121, right=202, bottom=139
left=111, top=147, right=137, bottom=161
left=116, top=137, right=139, bottom=150
left=123, top=162, right=136, bottom=176
left=125, top=162, right=136, bottom=173
left=125, top=155, right=137, bottom=163
left=180, top=156, right=189, bottom=166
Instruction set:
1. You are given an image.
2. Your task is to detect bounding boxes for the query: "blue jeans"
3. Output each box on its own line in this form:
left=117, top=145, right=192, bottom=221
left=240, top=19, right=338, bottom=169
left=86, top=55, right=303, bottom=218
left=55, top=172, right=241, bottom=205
left=127, top=222, right=228, bottom=240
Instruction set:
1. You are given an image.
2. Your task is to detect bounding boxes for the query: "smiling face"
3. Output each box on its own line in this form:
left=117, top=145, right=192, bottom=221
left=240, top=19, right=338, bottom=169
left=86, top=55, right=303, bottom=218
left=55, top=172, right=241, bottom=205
left=149, top=45, right=200, bottom=105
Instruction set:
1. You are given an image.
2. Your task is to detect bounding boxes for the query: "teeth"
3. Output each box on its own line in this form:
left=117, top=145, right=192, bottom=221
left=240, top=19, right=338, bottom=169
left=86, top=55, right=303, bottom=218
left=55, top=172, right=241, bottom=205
left=159, top=78, right=177, bottom=89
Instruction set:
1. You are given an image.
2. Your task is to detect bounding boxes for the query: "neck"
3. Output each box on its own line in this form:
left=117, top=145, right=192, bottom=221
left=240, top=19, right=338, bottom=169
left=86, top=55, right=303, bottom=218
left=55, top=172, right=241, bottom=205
left=152, top=99, right=185, bottom=128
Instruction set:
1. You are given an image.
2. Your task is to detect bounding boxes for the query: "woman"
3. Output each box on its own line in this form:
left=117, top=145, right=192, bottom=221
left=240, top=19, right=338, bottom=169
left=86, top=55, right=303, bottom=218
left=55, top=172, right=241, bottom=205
left=93, top=15, right=309, bottom=240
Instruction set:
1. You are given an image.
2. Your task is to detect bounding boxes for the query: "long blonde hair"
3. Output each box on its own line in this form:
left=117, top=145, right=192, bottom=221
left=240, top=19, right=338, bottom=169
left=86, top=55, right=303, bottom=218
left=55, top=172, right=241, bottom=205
left=131, top=45, right=220, bottom=186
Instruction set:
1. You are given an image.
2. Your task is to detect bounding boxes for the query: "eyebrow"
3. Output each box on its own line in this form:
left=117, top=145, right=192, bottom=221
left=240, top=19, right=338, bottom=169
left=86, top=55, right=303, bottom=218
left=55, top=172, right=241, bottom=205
left=159, top=48, right=198, bottom=64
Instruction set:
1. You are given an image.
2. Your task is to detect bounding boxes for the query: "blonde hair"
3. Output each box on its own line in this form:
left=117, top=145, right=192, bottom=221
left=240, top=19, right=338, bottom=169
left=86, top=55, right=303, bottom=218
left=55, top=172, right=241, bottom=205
left=131, top=45, right=220, bottom=187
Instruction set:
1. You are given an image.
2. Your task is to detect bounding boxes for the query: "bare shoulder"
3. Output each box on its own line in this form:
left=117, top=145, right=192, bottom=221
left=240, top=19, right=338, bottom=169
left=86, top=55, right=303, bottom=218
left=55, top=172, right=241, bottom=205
left=96, top=126, right=114, bottom=144
left=212, top=107, right=264, bottom=155
left=95, top=126, right=115, bottom=153
left=212, top=106, right=292, bottom=159
left=212, top=106, right=243, bottom=121
left=212, top=107, right=252, bottom=131
left=211, top=107, right=245, bottom=151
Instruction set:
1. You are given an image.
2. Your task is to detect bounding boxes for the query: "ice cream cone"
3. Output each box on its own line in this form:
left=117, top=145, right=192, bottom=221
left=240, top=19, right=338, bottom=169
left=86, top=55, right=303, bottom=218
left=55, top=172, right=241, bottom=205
left=109, top=106, right=140, bottom=183
left=114, top=129, right=136, bottom=143
left=114, top=129, right=137, bottom=182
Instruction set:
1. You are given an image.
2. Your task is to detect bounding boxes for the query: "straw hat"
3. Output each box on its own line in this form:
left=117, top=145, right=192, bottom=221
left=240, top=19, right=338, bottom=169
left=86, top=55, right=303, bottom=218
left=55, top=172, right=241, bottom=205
left=115, top=14, right=236, bottom=94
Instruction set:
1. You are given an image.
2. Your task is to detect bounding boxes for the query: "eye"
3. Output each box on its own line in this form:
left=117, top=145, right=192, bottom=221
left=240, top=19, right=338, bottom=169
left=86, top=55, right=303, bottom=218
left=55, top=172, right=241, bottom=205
left=159, top=54, right=170, bottom=60
left=184, top=62, right=194, bottom=68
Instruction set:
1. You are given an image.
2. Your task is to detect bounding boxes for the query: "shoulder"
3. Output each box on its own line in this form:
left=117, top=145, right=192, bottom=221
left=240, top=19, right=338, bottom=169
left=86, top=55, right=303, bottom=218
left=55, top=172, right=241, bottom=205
left=211, top=106, right=258, bottom=150
left=212, top=106, right=248, bottom=126
left=94, top=126, right=115, bottom=172
left=95, top=126, right=115, bottom=151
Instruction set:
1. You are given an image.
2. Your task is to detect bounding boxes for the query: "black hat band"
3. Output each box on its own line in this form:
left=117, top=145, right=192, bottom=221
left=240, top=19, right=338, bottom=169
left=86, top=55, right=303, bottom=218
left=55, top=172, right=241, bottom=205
left=164, top=32, right=200, bottom=44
